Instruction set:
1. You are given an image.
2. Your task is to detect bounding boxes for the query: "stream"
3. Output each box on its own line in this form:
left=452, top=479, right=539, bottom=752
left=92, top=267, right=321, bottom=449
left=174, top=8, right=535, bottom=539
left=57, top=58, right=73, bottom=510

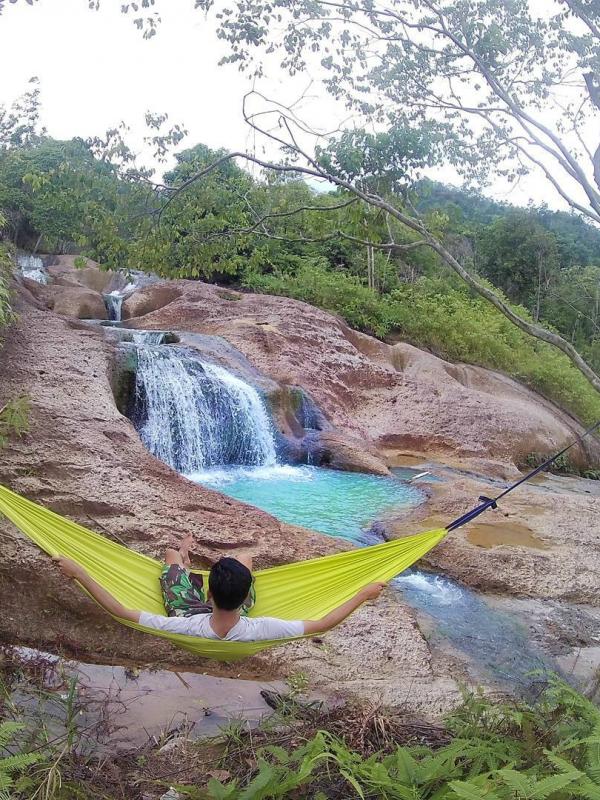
left=126, top=336, right=560, bottom=692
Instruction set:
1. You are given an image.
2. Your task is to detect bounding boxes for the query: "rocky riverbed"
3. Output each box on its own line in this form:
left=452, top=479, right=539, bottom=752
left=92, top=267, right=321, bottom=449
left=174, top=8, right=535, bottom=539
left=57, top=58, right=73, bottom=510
left=1, top=255, right=600, bottom=718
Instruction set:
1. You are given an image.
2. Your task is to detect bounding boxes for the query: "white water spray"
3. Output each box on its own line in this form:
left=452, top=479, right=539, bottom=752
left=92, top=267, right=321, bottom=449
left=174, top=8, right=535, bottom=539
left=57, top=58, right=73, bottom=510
left=17, top=254, right=48, bottom=284
left=104, top=283, right=136, bottom=321
left=132, top=347, right=277, bottom=473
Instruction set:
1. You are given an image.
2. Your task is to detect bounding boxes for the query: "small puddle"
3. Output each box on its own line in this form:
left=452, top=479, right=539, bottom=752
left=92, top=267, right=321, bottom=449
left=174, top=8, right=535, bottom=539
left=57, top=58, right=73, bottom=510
left=467, top=522, right=549, bottom=550
left=4, top=647, right=286, bottom=754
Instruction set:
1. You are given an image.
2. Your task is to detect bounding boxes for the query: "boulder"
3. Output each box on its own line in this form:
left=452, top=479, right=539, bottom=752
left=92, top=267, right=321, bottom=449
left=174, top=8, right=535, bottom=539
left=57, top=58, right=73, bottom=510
left=122, top=285, right=183, bottom=319
left=23, top=281, right=108, bottom=320
left=303, top=430, right=391, bottom=476
left=46, top=255, right=115, bottom=293
left=51, top=287, right=108, bottom=320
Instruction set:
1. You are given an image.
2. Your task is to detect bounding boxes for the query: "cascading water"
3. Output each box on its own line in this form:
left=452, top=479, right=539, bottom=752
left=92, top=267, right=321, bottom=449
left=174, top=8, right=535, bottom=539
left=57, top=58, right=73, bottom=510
left=131, top=346, right=277, bottom=474
left=17, top=254, right=49, bottom=284
left=131, top=331, right=167, bottom=345
left=105, top=291, right=124, bottom=322
left=104, top=282, right=136, bottom=322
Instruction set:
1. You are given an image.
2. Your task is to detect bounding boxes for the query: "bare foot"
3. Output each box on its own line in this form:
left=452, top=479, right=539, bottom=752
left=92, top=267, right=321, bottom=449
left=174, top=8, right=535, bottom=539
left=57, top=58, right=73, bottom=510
left=180, top=533, right=194, bottom=567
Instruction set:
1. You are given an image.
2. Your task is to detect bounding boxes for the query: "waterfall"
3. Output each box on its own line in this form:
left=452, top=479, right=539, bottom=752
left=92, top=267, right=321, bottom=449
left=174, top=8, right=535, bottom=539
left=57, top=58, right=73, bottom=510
left=105, top=291, right=124, bottom=322
left=104, top=282, right=136, bottom=321
left=17, top=254, right=49, bottom=284
left=131, top=331, right=167, bottom=346
left=131, top=346, right=277, bottom=473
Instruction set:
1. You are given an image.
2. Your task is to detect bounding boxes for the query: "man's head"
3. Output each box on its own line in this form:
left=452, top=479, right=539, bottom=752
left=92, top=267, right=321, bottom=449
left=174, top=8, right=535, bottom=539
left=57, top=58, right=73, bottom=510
left=209, top=557, right=252, bottom=611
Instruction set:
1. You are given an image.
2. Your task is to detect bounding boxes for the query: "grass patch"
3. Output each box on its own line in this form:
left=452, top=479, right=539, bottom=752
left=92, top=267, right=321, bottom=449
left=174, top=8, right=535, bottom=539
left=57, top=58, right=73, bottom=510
left=3, top=648, right=600, bottom=799
left=168, top=680, right=600, bottom=799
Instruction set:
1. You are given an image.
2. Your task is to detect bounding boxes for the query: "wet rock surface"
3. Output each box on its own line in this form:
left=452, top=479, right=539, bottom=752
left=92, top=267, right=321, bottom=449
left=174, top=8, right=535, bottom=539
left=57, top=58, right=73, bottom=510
left=395, top=467, right=600, bottom=605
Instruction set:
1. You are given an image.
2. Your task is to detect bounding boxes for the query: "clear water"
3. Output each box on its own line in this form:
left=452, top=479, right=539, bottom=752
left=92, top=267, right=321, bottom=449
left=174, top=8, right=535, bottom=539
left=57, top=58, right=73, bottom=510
left=189, top=464, right=422, bottom=544
left=191, top=464, right=558, bottom=689
left=394, top=571, right=555, bottom=691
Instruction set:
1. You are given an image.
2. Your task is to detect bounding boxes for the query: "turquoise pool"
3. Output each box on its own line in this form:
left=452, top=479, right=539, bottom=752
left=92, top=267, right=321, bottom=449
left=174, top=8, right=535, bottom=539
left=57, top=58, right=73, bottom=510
left=188, top=464, right=423, bottom=544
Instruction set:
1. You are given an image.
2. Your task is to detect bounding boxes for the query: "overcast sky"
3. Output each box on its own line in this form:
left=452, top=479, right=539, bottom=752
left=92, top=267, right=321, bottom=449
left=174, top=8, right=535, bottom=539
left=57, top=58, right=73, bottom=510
left=0, top=0, right=592, bottom=211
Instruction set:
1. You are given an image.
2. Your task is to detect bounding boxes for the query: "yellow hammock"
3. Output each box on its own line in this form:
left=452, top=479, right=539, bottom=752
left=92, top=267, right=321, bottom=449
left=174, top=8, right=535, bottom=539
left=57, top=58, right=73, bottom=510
left=0, top=483, right=446, bottom=662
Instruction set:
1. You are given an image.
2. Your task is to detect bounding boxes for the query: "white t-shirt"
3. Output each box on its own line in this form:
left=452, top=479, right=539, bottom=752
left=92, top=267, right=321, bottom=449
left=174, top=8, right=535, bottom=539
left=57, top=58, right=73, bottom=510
left=139, top=611, right=304, bottom=642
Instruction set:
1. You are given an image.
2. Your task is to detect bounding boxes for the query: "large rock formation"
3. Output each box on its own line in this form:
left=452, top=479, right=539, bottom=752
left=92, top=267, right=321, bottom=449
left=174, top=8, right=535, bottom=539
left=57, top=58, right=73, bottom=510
left=0, top=282, right=338, bottom=664
left=121, top=278, right=600, bottom=471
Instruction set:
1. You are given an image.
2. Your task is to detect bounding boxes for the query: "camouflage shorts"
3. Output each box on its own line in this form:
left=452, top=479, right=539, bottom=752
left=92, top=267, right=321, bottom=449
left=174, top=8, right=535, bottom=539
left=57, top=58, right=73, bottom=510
left=160, top=564, right=256, bottom=618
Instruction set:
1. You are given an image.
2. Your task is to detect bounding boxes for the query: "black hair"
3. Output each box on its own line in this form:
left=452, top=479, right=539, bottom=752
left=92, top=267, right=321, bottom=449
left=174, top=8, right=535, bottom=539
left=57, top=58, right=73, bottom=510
left=209, top=557, right=252, bottom=611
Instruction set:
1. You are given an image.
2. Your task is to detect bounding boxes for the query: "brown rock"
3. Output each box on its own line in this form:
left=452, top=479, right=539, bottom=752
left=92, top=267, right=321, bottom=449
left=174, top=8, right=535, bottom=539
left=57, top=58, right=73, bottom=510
left=46, top=255, right=115, bottom=293
left=122, top=279, right=600, bottom=470
left=28, top=283, right=108, bottom=320
left=122, top=285, right=183, bottom=319
left=0, top=288, right=339, bottom=664
left=51, top=286, right=108, bottom=320
left=306, top=430, right=390, bottom=476
left=390, top=468, right=600, bottom=604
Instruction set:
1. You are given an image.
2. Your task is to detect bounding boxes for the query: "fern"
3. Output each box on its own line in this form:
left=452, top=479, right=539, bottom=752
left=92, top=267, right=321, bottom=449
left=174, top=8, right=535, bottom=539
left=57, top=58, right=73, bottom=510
left=449, top=778, right=502, bottom=799
left=0, top=720, right=44, bottom=797
left=582, top=720, right=600, bottom=784
left=0, top=722, right=24, bottom=749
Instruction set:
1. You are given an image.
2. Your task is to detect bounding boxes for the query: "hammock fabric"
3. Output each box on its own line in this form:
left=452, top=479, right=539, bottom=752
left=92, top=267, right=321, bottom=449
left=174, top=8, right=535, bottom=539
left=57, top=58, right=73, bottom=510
left=0, top=483, right=446, bottom=662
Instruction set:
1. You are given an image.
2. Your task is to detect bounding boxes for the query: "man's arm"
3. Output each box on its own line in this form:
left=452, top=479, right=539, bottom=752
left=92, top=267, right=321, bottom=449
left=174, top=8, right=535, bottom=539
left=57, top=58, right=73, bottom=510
left=302, top=582, right=386, bottom=635
left=55, top=557, right=142, bottom=624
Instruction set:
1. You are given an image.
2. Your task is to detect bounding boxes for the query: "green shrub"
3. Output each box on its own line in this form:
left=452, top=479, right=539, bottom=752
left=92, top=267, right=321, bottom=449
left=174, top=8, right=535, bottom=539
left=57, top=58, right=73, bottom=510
left=0, top=396, right=29, bottom=449
left=181, top=679, right=600, bottom=799
left=0, top=242, right=13, bottom=333
left=244, top=264, right=600, bottom=425
left=0, top=721, right=44, bottom=800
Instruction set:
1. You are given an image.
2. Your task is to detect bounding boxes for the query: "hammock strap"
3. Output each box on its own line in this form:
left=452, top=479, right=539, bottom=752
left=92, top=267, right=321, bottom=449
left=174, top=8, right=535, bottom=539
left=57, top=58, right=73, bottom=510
left=446, top=418, right=600, bottom=532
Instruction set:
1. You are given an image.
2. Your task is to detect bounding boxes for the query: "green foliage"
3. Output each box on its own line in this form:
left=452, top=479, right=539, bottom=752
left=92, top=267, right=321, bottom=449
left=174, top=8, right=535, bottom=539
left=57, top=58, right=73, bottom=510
left=476, top=212, right=560, bottom=314
left=246, top=264, right=600, bottom=425
left=521, top=452, right=600, bottom=481
left=136, top=143, right=256, bottom=280
left=0, top=395, right=30, bottom=449
left=0, top=241, right=13, bottom=333
left=416, top=182, right=600, bottom=269
left=0, top=721, right=44, bottom=800
left=0, top=137, right=152, bottom=265
left=172, top=680, right=600, bottom=799
left=316, top=125, right=445, bottom=192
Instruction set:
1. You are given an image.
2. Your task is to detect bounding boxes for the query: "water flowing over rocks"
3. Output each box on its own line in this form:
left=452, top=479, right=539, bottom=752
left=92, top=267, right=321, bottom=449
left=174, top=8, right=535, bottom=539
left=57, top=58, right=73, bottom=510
left=132, top=346, right=278, bottom=473
left=121, top=278, right=600, bottom=471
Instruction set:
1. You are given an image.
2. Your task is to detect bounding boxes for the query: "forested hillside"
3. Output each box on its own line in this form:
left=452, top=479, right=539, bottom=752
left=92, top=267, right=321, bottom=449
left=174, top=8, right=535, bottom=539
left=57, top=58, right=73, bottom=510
left=2, top=96, right=600, bottom=423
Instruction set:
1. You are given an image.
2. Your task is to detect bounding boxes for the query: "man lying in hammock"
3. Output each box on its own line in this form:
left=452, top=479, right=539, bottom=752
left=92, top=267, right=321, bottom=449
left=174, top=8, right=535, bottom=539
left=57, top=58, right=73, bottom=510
left=56, top=532, right=386, bottom=642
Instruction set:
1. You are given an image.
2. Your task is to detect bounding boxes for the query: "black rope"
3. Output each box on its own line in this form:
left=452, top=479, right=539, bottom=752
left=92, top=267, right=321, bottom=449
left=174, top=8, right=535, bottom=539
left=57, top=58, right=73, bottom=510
left=445, top=418, right=600, bottom=532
